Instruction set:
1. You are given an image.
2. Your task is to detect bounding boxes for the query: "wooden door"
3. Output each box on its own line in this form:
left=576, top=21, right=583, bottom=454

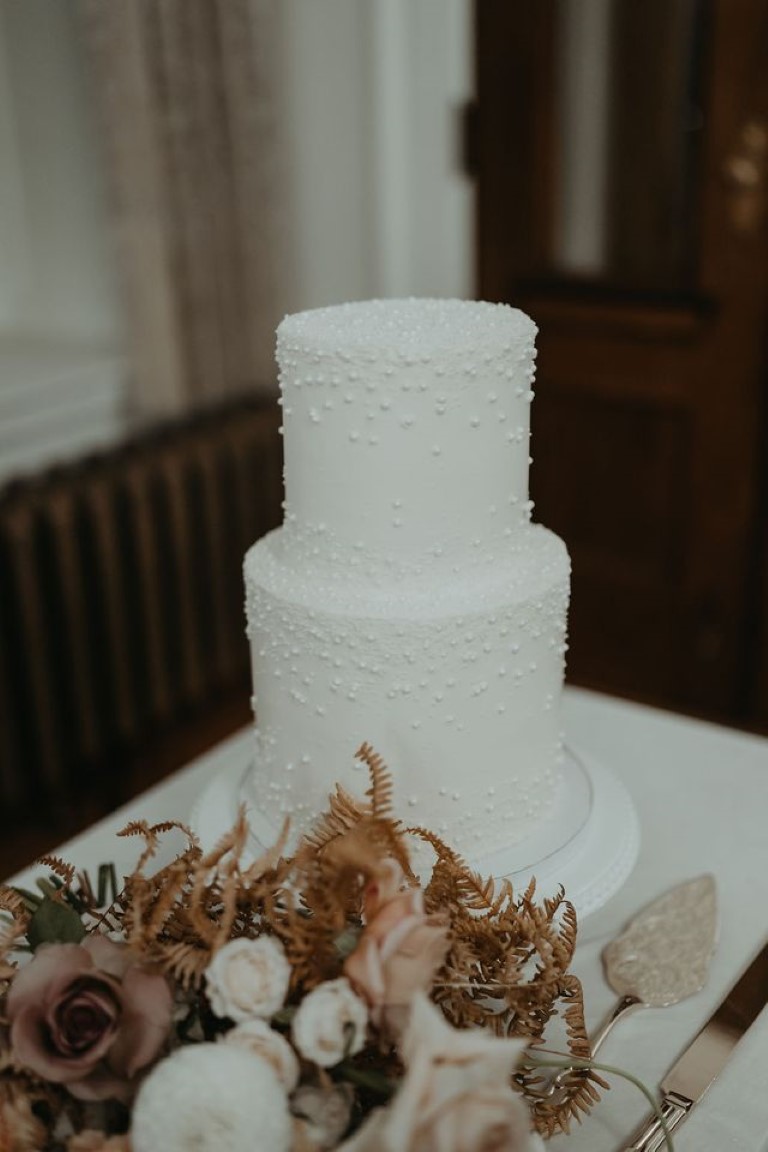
left=476, top=0, right=768, bottom=723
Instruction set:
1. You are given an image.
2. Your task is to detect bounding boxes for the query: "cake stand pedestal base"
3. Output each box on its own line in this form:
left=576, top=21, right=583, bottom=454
left=191, top=743, right=639, bottom=920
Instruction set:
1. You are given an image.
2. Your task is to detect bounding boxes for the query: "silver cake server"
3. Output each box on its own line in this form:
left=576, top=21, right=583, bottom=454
left=542, top=875, right=718, bottom=1099
left=597, top=872, right=718, bottom=1051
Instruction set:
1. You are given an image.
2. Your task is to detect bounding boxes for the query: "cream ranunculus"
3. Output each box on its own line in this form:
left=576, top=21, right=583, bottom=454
left=338, top=994, right=543, bottom=1152
left=291, top=978, right=368, bottom=1068
left=205, top=936, right=290, bottom=1023
left=223, top=1019, right=300, bottom=1091
left=131, top=1042, right=292, bottom=1152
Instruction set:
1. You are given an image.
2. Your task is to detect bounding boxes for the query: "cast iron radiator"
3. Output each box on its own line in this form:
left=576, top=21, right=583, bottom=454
left=0, top=397, right=282, bottom=830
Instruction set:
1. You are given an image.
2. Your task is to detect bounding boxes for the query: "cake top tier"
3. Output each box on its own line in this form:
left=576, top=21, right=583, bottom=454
left=277, top=298, right=538, bottom=571
left=278, top=297, right=536, bottom=358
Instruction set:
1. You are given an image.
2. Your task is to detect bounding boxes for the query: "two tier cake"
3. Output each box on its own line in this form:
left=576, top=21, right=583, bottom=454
left=241, top=298, right=571, bottom=862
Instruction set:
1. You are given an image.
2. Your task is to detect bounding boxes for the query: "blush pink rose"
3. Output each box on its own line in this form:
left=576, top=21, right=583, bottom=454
left=412, top=1085, right=541, bottom=1152
left=344, top=861, right=449, bottom=1030
left=7, top=936, right=172, bottom=1101
left=338, top=996, right=543, bottom=1152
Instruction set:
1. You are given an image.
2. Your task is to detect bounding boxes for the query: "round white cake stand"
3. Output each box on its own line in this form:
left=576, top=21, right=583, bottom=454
left=191, top=746, right=639, bottom=921
left=472, top=749, right=640, bottom=917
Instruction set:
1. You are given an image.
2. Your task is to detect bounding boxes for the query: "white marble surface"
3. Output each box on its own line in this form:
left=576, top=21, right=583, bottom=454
left=9, top=687, right=768, bottom=1150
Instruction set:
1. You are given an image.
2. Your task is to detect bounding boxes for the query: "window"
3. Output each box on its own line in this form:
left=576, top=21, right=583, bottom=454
left=0, top=1, right=128, bottom=485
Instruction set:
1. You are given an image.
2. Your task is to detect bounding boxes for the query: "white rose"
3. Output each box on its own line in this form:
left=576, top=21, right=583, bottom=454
left=292, top=978, right=368, bottom=1068
left=223, top=1019, right=300, bottom=1091
left=205, top=936, right=290, bottom=1022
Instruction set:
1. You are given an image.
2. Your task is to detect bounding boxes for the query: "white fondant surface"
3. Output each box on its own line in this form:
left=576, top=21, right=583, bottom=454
left=244, top=298, right=571, bottom=861
left=191, top=743, right=640, bottom=922
left=278, top=298, right=538, bottom=562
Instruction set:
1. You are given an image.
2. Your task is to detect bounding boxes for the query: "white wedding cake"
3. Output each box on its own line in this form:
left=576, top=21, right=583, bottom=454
left=242, top=298, right=570, bottom=862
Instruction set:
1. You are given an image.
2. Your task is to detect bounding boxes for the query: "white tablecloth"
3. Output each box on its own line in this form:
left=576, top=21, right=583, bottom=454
left=9, top=687, right=768, bottom=1150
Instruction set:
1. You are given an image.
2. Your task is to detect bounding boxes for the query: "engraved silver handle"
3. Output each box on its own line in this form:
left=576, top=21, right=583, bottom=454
left=619, top=1091, right=692, bottom=1151
left=590, top=993, right=644, bottom=1053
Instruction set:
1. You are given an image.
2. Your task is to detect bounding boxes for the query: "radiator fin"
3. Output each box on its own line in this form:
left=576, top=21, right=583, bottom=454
left=0, top=398, right=281, bottom=828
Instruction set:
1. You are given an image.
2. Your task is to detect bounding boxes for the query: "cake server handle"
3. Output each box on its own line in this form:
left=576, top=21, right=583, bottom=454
left=590, top=993, right=645, bottom=1053
left=544, top=994, right=644, bottom=1097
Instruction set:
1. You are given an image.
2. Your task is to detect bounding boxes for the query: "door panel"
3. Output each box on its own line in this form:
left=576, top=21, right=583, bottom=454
left=477, top=0, right=768, bottom=722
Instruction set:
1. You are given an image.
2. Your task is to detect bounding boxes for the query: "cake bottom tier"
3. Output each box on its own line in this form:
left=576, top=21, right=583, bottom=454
left=243, top=527, right=570, bottom=861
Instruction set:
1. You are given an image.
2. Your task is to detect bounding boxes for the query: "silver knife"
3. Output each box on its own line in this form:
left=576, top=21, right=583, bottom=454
left=620, top=937, right=768, bottom=1151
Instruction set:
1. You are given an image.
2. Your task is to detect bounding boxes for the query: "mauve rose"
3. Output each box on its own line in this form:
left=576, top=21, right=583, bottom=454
left=7, top=936, right=173, bottom=1101
left=344, top=861, right=449, bottom=1031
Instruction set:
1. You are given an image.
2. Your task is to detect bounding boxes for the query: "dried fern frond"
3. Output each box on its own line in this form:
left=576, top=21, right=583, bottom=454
left=36, top=855, right=76, bottom=889
left=303, top=784, right=367, bottom=852
left=412, top=827, right=511, bottom=917
left=116, top=820, right=161, bottom=874
left=0, top=887, right=30, bottom=969
left=156, top=940, right=212, bottom=990
left=357, top=742, right=395, bottom=820
left=117, top=819, right=196, bottom=876
left=0, top=887, right=29, bottom=919
left=199, top=809, right=252, bottom=873
left=241, top=817, right=291, bottom=885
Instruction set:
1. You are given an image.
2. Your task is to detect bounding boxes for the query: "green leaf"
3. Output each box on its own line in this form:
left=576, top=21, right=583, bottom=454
left=27, top=896, right=86, bottom=950
left=36, top=877, right=64, bottom=900
left=333, top=925, right=362, bottom=959
left=334, top=1061, right=397, bottom=1098
left=10, top=886, right=44, bottom=913
left=96, top=862, right=118, bottom=908
left=271, top=1005, right=298, bottom=1027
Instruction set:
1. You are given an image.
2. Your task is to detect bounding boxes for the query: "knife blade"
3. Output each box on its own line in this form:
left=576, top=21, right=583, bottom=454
left=620, top=936, right=768, bottom=1151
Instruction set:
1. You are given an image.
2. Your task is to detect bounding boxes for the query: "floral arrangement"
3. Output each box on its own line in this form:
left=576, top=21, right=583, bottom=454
left=0, top=744, right=610, bottom=1152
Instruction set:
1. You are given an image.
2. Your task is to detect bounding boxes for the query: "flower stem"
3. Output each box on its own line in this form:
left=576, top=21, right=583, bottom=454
left=528, top=1054, right=675, bottom=1152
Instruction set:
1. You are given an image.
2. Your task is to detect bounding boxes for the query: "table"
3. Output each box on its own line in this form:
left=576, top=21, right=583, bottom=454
left=8, top=687, right=768, bottom=1150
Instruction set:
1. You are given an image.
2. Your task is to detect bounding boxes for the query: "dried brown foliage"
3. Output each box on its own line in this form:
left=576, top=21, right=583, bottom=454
left=404, top=827, right=604, bottom=1133
left=0, top=1079, right=49, bottom=1152
left=0, top=888, right=30, bottom=983
left=0, top=1047, right=74, bottom=1152
left=0, top=745, right=601, bottom=1136
left=35, top=856, right=77, bottom=889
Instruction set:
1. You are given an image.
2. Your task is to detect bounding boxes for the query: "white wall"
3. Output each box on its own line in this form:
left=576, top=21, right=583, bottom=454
left=275, top=0, right=377, bottom=310
left=0, top=0, right=123, bottom=342
left=0, top=1, right=127, bottom=484
left=0, top=7, right=26, bottom=329
left=275, top=0, right=475, bottom=314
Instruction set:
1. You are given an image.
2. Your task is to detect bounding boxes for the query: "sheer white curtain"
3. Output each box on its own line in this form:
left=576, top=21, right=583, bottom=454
left=78, top=0, right=285, bottom=422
